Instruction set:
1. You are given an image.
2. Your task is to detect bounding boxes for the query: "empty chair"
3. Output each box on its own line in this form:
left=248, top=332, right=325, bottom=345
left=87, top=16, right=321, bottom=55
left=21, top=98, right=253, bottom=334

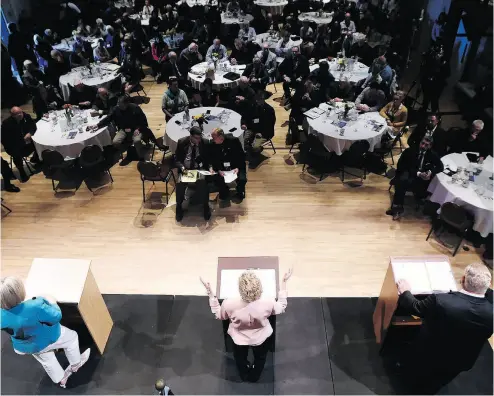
left=374, top=126, right=409, bottom=165
left=41, top=149, right=77, bottom=192
left=79, top=145, right=114, bottom=192
left=137, top=159, right=176, bottom=204
left=339, top=140, right=370, bottom=182
left=301, top=133, right=334, bottom=181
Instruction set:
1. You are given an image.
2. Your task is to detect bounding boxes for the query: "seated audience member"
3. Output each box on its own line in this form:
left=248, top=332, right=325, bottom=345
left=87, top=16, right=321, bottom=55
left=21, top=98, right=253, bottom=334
left=161, top=51, right=185, bottom=85
left=290, top=79, right=321, bottom=123
left=161, top=5, right=179, bottom=33
left=300, top=20, right=314, bottom=42
left=355, top=81, right=386, bottom=112
left=161, top=76, right=189, bottom=121
left=259, top=12, right=278, bottom=32
left=1, top=107, right=39, bottom=182
left=238, top=22, right=256, bottom=43
left=340, top=13, right=356, bottom=35
left=313, top=27, right=332, bottom=59
left=309, top=60, right=335, bottom=102
left=69, top=45, right=89, bottom=68
left=92, top=87, right=117, bottom=115
left=174, top=126, right=211, bottom=221
left=257, top=43, right=277, bottom=82
left=386, top=136, right=443, bottom=219
left=120, top=54, right=142, bottom=94
left=118, top=41, right=129, bottom=65
left=93, top=39, right=112, bottom=62
left=329, top=80, right=353, bottom=102
left=396, top=263, right=493, bottom=394
left=188, top=89, right=203, bottom=109
left=148, top=9, right=161, bottom=38
left=142, top=0, right=154, bottom=17
left=243, top=55, right=269, bottom=91
left=348, top=37, right=376, bottom=68
left=33, top=34, right=53, bottom=64
left=217, top=89, right=232, bottom=108
left=279, top=46, right=310, bottom=105
left=275, top=31, right=294, bottom=58
left=68, top=83, right=95, bottom=108
left=448, top=120, right=489, bottom=160
left=105, top=26, right=118, bottom=57
left=151, top=37, right=169, bottom=81
left=191, top=19, right=209, bottom=46
left=1, top=157, right=21, bottom=192
left=198, top=78, right=217, bottom=107
left=206, top=39, right=228, bottom=63
left=229, top=39, right=252, bottom=66
left=229, top=76, right=255, bottom=118
left=209, top=128, right=247, bottom=202
left=179, top=43, right=203, bottom=71
left=47, top=50, right=71, bottom=86
left=242, top=92, right=276, bottom=160
left=76, top=18, right=91, bottom=37
left=363, top=56, right=393, bottom=91
left=226, top=0, right=241, bottom=13
left=379, top=90, right=408, bottom=139
left=43, top=29, right=58, bottom=46
left=96, top=96, right=151, bottom=165
left=284, top=16, right=300, bottom=36
left=93, top=18, right=108, bottom=37
left=408, top=113, right=448, bottom=157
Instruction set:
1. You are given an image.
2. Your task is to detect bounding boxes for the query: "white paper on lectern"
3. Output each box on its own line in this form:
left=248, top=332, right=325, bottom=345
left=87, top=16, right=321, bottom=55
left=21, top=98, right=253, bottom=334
left=392, top=261, right=431, bottom=294
left=219, top=269, right=277, bottom=300
left=425, top=261, right=457, bottom=292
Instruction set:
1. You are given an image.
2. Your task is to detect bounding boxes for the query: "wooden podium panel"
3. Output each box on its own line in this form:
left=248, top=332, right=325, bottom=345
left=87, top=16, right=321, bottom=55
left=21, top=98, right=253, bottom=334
left=25, top=258, right=113, bottom=354
left=373, top=255, right=456, bottom=345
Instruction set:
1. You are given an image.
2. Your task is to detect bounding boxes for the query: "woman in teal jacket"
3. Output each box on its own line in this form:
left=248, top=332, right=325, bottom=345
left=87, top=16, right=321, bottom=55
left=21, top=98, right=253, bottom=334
left=1, top=276, right=90, bottom=388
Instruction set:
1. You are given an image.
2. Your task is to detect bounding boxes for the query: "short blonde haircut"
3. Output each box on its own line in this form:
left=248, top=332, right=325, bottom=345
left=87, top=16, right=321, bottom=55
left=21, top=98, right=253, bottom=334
left=238, top=272, right=262, bottom=303
left=464, top=263, right=491, bottom=295
left=1, top=277, right=26, bottom=310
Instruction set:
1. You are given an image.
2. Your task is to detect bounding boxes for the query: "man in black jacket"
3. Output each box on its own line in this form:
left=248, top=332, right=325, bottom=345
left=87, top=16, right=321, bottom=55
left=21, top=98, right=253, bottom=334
left=68, top=83, right=96, bottom=108
left=396, top=263, right=493, bottom=394
left=229, top=77, right=255, bottom=119
left=209, top=128, right=247, bottom=203
left=386, top=136, right=443, bottom=219
left=174, top=126, right=211, bottom=221
left=91, top=88, right=117, bottom=115
left=1, top=107, right=39, bottom=182
left=242, top=56, right=269, bottom=92
left=408, top=113, right=449, bottom=157
left=448, top=120, right=490, bottom=160
left=279, top=46, right=310, bottom=105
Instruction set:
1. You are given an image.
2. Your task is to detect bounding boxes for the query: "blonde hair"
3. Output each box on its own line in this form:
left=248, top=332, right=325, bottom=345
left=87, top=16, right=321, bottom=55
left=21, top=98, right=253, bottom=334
left=238, top=272, right=262, bottom=303
left=1, top=277, right=26, bottom=310
left=463, top=263, right=491, bottom=295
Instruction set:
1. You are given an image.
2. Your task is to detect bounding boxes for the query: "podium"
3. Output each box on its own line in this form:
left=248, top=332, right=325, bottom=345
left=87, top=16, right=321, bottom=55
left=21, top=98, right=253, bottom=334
left=373, top=255, right=457, bottom=349
left=217, top=256, right=280, bottom=352
left=24, top=258, right=113, bottom=354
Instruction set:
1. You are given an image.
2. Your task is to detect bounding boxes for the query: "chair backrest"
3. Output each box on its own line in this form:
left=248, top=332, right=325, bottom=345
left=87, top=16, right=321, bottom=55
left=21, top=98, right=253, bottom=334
left=137, top=161, right=160, bottom=179
left=42, top=149, right=64, bottom=166
left=79, top=145, right=104, bottom=167
left=347, top=140, right=370, bottom=158
left=440, top=202, right=472, bottom=230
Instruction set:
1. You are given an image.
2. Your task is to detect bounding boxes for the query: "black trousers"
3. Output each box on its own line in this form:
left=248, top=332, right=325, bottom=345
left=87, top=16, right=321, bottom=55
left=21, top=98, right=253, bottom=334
left=392, top=172, right=430, bottom=206
left=232, top=337, right=270, bottom=382
left=282, top=79, right=299, bottom=100
left=1, top=157, right=16, bottom=186
left=421, top=81, right=444, bottom=113
left=212, top=171, right=247, bottom=198
left=7, top=142, right=38, bottom=180
left=175, top=179, right=209, bottom=210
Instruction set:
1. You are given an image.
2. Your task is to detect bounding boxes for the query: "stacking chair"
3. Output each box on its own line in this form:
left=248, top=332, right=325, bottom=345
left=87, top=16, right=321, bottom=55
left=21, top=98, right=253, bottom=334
left=288, top=116, right=306, bottom=156
left=373, top=126, right=408, bottom=165
left=426, top=202, right=474, bottom=256
left=338, top=140, right=370, bottom=183
left=10, top=155, right=35, bottom=177
left=261, top=138, right=276, bottom=154
left=137, top=159, right=176, bottom=204
left=79, top=145, right=114, bottom=192
left=150, top=136, right=171, bottom=161
left=41, top=149, right=78, bottom=192
left=301, top=133, right=334, bottom=181
left=1, top=198, right=12, bottom=216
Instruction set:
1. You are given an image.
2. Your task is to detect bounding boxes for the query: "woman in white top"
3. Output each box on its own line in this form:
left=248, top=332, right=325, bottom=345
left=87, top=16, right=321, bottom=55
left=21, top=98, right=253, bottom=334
left=200, top=269, right=292, bottom=382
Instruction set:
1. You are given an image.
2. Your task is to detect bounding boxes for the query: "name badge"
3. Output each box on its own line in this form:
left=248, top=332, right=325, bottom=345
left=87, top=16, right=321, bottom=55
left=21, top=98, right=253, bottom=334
left=224, top=162, right=230, bottom=167
left=254, top=118, right=259, bottom=123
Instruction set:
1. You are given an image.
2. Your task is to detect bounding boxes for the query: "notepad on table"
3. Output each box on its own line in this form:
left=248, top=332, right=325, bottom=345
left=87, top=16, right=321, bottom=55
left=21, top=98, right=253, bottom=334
left=180, top=170, right=198, bottom=183
left=304, top=107, right=325, bottom=119
left=219, top=269, right=277, bottom=300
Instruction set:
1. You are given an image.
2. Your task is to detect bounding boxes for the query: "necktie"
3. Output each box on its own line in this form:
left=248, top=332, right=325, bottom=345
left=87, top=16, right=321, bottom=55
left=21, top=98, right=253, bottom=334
left=190, top=144, right=197, bottom=168
left=418, top=151, right=425, bottom=171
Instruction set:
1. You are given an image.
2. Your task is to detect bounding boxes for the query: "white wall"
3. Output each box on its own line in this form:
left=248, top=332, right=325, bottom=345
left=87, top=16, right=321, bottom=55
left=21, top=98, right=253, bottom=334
left=2, top=0, right=32, bottom=23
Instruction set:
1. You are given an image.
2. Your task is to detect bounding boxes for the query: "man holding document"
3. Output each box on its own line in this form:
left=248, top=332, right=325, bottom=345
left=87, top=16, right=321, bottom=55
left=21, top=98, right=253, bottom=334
left=396, top=263, right=493, bottom=394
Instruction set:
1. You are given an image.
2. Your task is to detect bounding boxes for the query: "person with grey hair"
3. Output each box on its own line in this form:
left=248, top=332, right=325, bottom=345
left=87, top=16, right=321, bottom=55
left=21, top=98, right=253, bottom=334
left=200, top=268, right=292, bottom=382
left=238, top=22, right=256, bottom=43
left=179, top=42, right=203, bottom=70
left=93, top=18, right=108, bottom=37
left=396, top=263, right=493, bottom=393
left=242, top=55, right=269, bottom=91
left=256, top=43, right=277, bottom=83
left=448, top=119, right=490, bottom=160
left=1, top=277, right=90, bottom=388
left=93, top=39, right=111, bottom=62
left=206, top=39, right=227, bottom=63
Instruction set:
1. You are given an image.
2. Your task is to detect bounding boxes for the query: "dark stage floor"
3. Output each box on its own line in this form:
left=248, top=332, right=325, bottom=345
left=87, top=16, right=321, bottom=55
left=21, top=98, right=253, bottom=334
left=2, top=296, right=492, bottom=395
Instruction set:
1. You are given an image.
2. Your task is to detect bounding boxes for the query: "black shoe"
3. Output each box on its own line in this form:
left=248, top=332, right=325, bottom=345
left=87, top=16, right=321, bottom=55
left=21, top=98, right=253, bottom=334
left=218, top=192, right=230, bottom=201
left=385, top=208, right=395, bottom=216
left=5, top=184, right=20, bottom=193
left=232, top=191, right=244, bottom=203
left=119, top=157, right=132, bottom=166
left=19, top=174, right=30, bottom=183
left=176, top=207, right=184, bottom=222
left=204, top=207, right=211, bottom=220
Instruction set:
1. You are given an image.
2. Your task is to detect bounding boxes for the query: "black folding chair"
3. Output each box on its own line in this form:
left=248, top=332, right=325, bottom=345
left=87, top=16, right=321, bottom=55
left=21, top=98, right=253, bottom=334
left=41, top=150, right=77, bottom=192
left=301, top=133, right=334, bottom=181
left=137, top=159, right=176, bottom=204
left=150, top=136, right=170, bottom=162
left=374, top=126, right=409, bottom=165
left=79, top=145, right=114, bottom=192
left=339, top=140, right=370, bottom=183
left=1, top=198, right=12, bottom=216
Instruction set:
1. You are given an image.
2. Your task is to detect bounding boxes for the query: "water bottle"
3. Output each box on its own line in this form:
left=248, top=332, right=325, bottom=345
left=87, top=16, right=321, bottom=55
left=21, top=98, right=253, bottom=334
left=185, top=106, right=190, bottom=121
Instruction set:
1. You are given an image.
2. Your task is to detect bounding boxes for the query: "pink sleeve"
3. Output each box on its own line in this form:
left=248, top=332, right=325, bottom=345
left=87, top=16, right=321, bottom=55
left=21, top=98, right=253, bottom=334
left=209, top=296, right=229, bottom=320
left=272, top=290, right=288, bottom=315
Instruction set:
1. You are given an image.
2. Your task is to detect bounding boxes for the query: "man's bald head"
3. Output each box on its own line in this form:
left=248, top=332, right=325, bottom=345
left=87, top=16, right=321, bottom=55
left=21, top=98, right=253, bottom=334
left=10, top=107, right=24, bottom=121
left=97, top=87, right=108, bottom=97
left=239, top=76, right=249, bottom=87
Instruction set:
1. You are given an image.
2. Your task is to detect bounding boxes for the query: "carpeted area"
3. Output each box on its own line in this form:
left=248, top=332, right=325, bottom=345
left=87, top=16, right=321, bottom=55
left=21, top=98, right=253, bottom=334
left=2, top=295, right=492, bottom=395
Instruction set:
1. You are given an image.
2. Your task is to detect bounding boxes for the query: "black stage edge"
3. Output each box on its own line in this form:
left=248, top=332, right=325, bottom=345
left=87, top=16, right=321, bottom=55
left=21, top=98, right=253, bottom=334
left=1, top=295, right=492, bottom=395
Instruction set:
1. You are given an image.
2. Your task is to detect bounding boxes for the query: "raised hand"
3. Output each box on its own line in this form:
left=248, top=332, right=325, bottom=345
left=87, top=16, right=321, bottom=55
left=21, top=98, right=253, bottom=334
left=200, top=277, right=213, bottom=296
left=282, top=268, right=293, bottom=283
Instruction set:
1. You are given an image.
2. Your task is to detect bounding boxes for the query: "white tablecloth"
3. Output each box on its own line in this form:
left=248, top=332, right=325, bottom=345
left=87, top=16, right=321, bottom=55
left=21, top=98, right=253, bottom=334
left=310, top=59, right=369, bottom=83
left=254, top=33, right=302, bottom=50
left=254, top=0, right=287, bottom=14
left=130, top=14, right=150, bottom=26
left=53, top=37, right=99, bottom=53
left=165, top=107, right=243, bottom=152
left=59, top=64, right=121, bottom=101
left=32, top=110, right=112, bottom=160
left=179, top=0, right=219, bottom=6
left=307, top=104, right=386, bottom=156
left=188, top=62, right=245, bottom=91
left=428, top=153, right=494, bottom=237
left=298, top=12, right=333, bottom=25
left=221, top=13, right=254, bottom=25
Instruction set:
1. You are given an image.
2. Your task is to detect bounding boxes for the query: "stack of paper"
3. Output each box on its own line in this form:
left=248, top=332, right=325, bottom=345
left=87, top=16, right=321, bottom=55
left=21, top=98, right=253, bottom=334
left=180, top=170, right=198, bottom=183
left=304, top=107, right=325, bottom=119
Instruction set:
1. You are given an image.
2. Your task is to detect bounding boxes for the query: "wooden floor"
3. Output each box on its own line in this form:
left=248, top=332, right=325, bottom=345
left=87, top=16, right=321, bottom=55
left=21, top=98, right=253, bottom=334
left=1, top=77, right=487, bottom=297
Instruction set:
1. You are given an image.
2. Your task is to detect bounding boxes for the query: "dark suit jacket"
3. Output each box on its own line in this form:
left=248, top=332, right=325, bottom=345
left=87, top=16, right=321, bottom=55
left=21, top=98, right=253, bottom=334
left=97, top=103, right=148, bottom=131
left=408, top=125, right=449, bottom=158
left=448, top=129, right=490, bottom=158
left=1, top=114, right=37, bottom=156
left=208, top=134, right=246, bottom=172
left=396, top=147, right=444, bottom=177
left=242, top=63, right=269, bottom=84
left=400, top=291, right=493, bottom=371
left=92, top=95, right=118, bottom=115
left=174, top=136, right=209, bottom=171
left=279, top=55, right=310, bottom=81
left=241, top=102, right=276, bottom=139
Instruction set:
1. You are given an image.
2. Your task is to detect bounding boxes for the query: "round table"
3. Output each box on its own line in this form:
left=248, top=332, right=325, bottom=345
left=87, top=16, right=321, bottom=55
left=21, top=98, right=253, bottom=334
left=32, top=109, right=112, bottom=160
left=179, top=0, right=218, bottom=6
left=165, top=107, right=243, bottom=152
left=307, top=104, right=386, bottom=156
left=310, top=58, right=369, bottom=83
left=53, top=37, right=99, bottom=53
left=188, top=62, right=245, bottom=91
left=254, top=33, right=302, bottom=50
left=59, top=64, right=121, bottom=101
left=254, top=0, right=288, bottom=14
left=428, top=153, right=494, bottom=238
left=130, top=14, right=150, bottom=26
left=221, top=13, right=254, bottom=25
left=298, top=12, right=333, bottom=25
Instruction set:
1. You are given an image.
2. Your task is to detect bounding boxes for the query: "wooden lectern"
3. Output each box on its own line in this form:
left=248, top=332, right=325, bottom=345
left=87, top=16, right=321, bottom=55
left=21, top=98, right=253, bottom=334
left=217, top=256, right=280, bottom=352
left=24, top=258, right=113, bottom=354
left=373, top=255, right=457, bottom=348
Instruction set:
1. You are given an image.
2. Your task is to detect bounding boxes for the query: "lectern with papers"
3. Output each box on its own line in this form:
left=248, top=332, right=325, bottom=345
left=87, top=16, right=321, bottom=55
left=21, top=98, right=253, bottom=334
left=217, top=256, right=280, bottom=351
left=24, top=258, right=113, bottom=354
left=373, top=255, right=457, bottom=346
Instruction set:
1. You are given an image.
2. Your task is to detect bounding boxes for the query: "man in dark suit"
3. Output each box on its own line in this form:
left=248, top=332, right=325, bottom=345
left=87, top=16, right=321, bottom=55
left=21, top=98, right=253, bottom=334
left=174, top=126, right=211, bottom=222
left=408, top=113, right=448, bottom=157
left=91, top=88, right=117, bottom=116
left=397, top=263, right=493, bottom=394
left=279, top=46, right=310, bottom=105
left=448, top=120, right=490, bottom=160
left=242, top=56, right=269, bottom=92
left=1, top=107, right=39, bottom=182
left=386, top=136, right=443, bottom=219
left=229, top=77, right=255, bottom=119
left=209, top=128, right=247, bottom=203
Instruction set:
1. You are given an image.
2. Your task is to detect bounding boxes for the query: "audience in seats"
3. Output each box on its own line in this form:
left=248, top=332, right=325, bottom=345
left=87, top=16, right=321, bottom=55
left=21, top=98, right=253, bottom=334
left=92, top=88, right=117, bottom=115
left=257, top=44, right=277, bottom=83
left=243, top=55, right=269, bottom=92
left=355, top=81, right=386, bottom=113
left=408, top=113, right=448, bottom=157
left=448, top=120, right=489, bottom=160
left=206, top=39, right=228, bottom=63
left=279, top=46, right=309, bottom=105
left=310, top=61, right=335, bottom=102
left=379, top=90, right=408, bottom=139
left=161, top=76, right=189, bottom=122
left=290, top=79, right=321, bottom=124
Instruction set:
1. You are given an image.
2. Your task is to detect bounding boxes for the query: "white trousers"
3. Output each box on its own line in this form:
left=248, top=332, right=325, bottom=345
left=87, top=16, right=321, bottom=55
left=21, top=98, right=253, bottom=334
left=16, top=326, right=82, bottom=383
